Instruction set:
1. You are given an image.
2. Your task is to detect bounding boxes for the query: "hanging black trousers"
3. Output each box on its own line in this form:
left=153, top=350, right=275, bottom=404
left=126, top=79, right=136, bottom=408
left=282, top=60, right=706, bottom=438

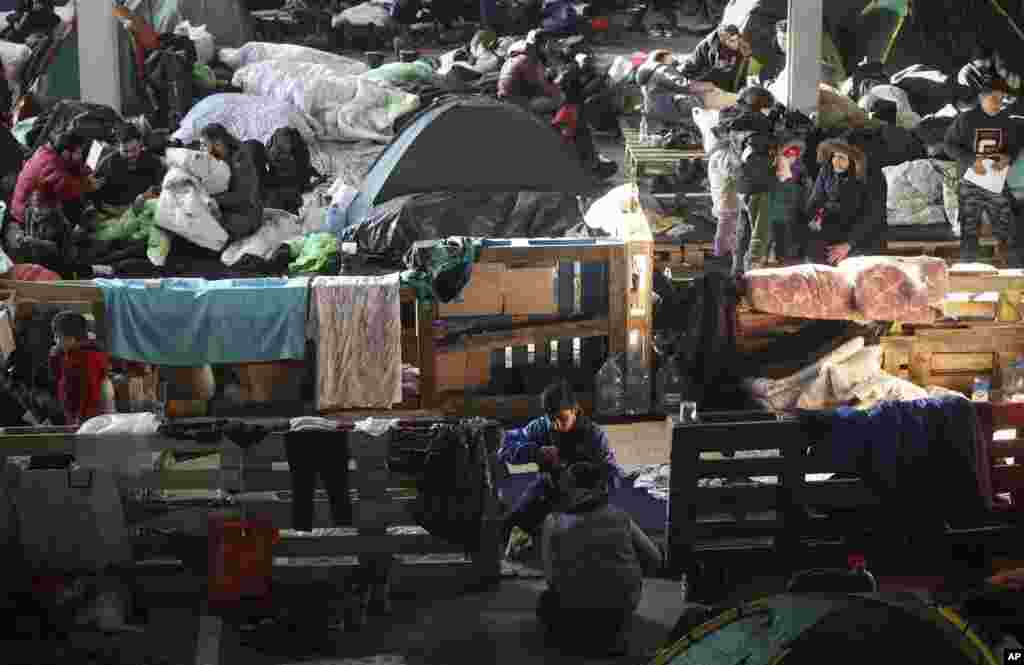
left=283, top=430, right=353, bottom=531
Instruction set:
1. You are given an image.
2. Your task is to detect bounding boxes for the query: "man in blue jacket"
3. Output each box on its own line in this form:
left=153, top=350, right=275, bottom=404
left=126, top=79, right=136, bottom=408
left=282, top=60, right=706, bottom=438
left=499, top=380, right=624, bottom=544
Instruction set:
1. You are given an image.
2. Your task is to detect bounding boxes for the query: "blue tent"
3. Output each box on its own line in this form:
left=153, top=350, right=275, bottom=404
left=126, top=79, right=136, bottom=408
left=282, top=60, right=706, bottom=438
left=345, top=97, right=594, bottom=228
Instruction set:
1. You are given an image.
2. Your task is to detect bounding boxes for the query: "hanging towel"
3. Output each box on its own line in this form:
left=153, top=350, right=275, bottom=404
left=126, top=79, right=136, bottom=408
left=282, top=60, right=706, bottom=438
left=97, top=278, right=310, bottom=366
left=313, top=274, right=402, bottom=410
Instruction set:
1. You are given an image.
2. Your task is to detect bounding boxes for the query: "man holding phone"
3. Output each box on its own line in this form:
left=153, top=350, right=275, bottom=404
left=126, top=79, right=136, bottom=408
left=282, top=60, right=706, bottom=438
left=944, top=75, right=1023, bottom=266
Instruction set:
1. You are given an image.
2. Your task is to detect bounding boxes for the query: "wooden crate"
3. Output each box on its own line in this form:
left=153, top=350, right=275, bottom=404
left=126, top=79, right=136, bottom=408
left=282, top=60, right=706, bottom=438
left=621, top=127, right=705, bottom=181
left=881, top=322, right=1024, bottom=394
left=422, top=219, right=654, bottom=420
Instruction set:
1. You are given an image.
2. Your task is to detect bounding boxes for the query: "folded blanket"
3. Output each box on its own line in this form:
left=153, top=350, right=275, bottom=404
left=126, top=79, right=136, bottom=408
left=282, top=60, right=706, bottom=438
left=745, top=264, right=857, bottom=321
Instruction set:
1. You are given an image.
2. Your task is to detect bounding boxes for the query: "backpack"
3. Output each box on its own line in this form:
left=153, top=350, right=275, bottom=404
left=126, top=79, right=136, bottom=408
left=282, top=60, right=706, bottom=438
left=267, top=127, right=319, bottom=190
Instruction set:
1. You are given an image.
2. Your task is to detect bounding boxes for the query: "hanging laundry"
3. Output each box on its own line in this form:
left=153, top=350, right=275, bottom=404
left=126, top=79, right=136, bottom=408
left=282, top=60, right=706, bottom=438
left=313, top=274, right=402, bottom=410
left=97, top=277, right=310, bottom=366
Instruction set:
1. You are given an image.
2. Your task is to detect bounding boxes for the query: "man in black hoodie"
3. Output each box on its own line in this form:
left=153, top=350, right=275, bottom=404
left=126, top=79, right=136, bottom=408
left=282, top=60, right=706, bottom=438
left=944, top=75, right=1023, bottom=265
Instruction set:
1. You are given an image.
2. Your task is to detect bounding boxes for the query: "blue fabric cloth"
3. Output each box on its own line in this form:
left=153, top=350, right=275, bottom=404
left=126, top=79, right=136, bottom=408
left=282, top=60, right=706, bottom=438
left=801, top=396, right=985, bottom=525
left=97, top=277, right=310, bottom=366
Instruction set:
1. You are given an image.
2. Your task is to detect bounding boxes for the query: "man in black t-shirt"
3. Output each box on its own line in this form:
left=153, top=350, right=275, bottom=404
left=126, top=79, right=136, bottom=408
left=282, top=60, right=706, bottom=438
left=944, top=75, right=1024, bottom=266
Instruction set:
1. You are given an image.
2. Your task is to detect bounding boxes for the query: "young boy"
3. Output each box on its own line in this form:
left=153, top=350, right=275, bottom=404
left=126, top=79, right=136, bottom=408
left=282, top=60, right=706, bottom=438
left=944, top=75, right=1023, bottom=266
left=49, top=311, right=113, bottom=426
left=499, top=380, right=623, bottom=543
left=538, top=461, right=663, bottom=655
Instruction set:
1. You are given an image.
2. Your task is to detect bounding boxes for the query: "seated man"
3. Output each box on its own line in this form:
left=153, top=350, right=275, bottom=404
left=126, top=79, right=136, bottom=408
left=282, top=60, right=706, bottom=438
left=538, top=461, right=663, bottom=655
left=499, top=380, right=623, bottom=543
left=49, top=311, right=114, bottom=427
left=199, top=123, right=264, bottom=241
left=497, top=30, right=563, bottom=115
left=7, top=127, right=101, bottom=273
left=679, top=24, right=750, bottom=94
left=91, top=124, right=164, bottom=212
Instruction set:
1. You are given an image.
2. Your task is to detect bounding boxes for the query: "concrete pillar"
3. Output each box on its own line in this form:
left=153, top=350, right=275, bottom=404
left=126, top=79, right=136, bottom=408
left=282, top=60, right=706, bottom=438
left=785, top=0, right=822, bottom=116
left=77, top=0, right=122, bottom=110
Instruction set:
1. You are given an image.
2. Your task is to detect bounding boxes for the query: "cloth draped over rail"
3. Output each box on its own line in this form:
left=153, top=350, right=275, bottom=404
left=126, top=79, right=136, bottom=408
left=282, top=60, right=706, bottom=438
left=800, top=395, right=989, bottom=528
left=311, top=273, right=402, bottom=410
left=97, top=277, right=310, bottom=366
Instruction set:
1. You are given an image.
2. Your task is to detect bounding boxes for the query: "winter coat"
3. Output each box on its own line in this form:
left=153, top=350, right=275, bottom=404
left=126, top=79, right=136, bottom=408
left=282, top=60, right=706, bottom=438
left=214, top=143, right=264, bottom=240
left=679, top=30, right=747, bottom=92
left=92, top=150, right=166, bottom=208
left=542, top=501, right=654, bottom=611
left=635, top=59, right=692, bottom=120
left=10, top=145, right=92, bottom=226
left=715, top=106, right=778, bottom=195
left=805, top=139, right=874, bottom=250
left=49, top=340, right=110, bottom=427
left=499, top=415, right=624, bottom=490
left=497, top=43, right=561, bottom=101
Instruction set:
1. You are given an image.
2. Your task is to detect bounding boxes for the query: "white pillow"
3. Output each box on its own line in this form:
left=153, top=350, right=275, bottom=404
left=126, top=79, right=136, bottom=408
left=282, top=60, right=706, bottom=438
left=828, top=345, right=884, bottom=398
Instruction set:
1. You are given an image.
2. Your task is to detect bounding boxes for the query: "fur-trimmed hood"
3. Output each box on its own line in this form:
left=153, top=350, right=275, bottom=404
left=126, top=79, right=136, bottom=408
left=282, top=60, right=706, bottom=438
left=816, top=139, right=868, bottom=181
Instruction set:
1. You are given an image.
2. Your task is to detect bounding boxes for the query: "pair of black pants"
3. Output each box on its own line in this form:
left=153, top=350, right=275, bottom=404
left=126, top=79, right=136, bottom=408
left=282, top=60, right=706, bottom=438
left=283, top=430, right=352, bottom=531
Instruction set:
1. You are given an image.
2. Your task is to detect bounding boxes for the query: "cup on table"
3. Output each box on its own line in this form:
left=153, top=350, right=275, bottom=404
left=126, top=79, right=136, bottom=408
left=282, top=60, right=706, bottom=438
left=679, top=401, right=698, bottom=423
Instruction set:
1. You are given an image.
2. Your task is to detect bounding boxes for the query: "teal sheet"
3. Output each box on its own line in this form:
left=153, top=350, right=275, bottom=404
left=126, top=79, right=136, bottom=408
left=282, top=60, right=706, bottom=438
left=97, top=277, right=310, bottom=366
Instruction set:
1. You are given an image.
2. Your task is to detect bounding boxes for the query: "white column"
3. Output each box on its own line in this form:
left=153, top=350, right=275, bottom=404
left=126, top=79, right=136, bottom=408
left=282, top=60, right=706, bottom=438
left=77, top=0, right=122, bottom=110
left=785, top=0, right=822, bottom=116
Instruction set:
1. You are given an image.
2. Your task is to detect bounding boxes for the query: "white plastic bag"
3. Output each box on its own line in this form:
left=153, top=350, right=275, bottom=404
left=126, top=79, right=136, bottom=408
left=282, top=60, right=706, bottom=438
left=156, top=167, right=230, bottom=251
left=692, top=107, right=722, bottom=154
left=0, top=40, right=32, bottom=80
left=78, top=413, right=162, bottom=436
left=175, top=20, right=215, bottom=65
left=607, top=56, right=632, bottom=85
left=164, top=148, right=231, bottom=194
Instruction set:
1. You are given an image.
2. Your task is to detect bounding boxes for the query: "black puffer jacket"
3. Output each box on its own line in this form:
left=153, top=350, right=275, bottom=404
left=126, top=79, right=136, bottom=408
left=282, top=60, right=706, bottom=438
left=716, top=106, right=779, bottom=195
left=805, top=138, right=882, bottom=251
left=215, top=142, right=264, bottom=240
left=679, top=30, right=747, bottom=92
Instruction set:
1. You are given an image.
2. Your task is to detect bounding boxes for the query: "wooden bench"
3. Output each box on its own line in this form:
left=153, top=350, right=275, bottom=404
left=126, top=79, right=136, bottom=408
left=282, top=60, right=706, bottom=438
left=621, top=127, right=705, bottom=181
left=666, top=408, right=1024, bottom=602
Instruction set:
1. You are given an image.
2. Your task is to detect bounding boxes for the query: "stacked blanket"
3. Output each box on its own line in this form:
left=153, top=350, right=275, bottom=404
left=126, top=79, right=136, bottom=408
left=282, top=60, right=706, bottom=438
left=745, top=256, right=948, bottom=323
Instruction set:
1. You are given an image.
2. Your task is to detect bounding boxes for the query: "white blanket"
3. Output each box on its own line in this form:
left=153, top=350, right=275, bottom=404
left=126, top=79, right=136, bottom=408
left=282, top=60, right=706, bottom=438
left=173, top=93, right=323, bottom=145
left=218, top=42, right=369, bottom=73
left=155, top=167, right=229, bottom=252
left=231, top=62, right=420, bottom=142
left=332, top=0, right=393, bottom=28
left=221, top=208, right=324, bottom=266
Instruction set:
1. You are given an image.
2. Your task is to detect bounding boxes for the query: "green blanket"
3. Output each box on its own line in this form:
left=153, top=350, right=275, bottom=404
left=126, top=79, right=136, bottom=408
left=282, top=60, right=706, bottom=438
left=287, top=233, right=338, bottom=275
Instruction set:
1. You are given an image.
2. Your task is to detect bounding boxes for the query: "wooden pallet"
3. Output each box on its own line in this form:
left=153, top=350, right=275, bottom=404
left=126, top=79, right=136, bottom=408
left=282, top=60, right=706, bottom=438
left=622, top=127, right=705, bottom=181
left=654, top=241, right=714, bottom=273
left=885, top=237, right=1002, bottom=264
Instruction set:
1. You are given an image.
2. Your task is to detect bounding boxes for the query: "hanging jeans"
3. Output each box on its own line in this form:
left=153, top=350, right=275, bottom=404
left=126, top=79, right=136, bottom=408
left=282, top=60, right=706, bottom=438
left=283, top=430, right=353, bottom=531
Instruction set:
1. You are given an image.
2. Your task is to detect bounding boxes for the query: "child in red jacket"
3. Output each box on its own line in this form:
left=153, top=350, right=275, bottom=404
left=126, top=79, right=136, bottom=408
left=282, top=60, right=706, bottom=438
left=49, top=311, right=113, bottom=426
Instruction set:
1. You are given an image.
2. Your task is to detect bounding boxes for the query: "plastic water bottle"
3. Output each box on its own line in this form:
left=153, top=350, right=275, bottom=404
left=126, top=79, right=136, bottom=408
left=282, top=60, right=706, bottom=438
left=656, top=356, right=686, bottom=417
left=595, top=353, right=626, bottom=417
left=625, top=358, right=651, bottom=415
left=972, top=377, right=991, bottom=402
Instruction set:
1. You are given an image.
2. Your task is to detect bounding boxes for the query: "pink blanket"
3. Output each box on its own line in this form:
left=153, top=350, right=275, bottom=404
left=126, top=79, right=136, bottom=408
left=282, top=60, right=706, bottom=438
left=744, top=264, right=855, bottom=320
left=746, top=258, right=944, bottom=323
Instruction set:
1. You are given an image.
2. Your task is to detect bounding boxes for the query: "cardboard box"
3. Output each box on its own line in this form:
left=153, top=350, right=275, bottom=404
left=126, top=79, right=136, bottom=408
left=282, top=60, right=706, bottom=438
left=438, top=263, right=505, bottom=317
left=435, top=349, right=492, bottom=393
left=503, top=264, right=558, bottom=316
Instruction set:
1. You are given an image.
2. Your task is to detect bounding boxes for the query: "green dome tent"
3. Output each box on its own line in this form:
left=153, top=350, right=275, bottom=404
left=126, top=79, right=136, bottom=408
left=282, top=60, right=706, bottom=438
left=650, top=594, right=1000, bottom=665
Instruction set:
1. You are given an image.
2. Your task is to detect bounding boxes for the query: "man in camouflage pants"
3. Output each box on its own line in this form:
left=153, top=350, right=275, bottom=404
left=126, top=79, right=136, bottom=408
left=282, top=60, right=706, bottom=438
left=944, top=75, right=1023, bottom=266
